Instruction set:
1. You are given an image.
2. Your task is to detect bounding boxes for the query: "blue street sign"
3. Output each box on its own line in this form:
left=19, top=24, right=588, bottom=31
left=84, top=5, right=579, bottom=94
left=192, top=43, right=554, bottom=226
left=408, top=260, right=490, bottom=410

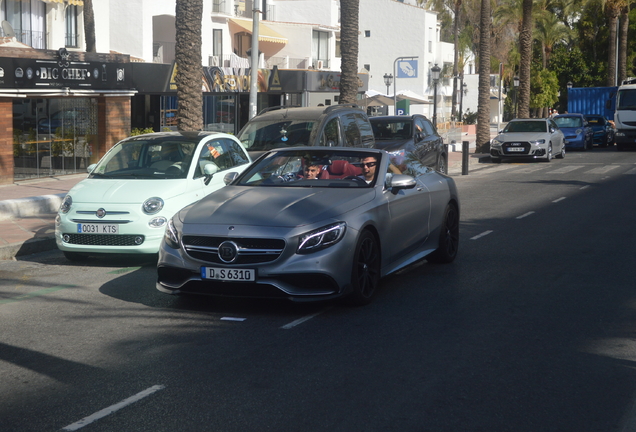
left=397, top=60, right=418, bottom=78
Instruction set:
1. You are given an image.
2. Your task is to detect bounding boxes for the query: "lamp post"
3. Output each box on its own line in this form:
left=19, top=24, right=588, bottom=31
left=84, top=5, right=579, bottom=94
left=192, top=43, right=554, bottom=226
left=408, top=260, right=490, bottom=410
left=567, top=81, right=573, bottom=89
left=459, top=80, right=467, bottom=122
left=383, top=73, right=393, bottom=95
left=513, top=76, right=519, bottom=119
left=431, top=63, right=441, bottom=127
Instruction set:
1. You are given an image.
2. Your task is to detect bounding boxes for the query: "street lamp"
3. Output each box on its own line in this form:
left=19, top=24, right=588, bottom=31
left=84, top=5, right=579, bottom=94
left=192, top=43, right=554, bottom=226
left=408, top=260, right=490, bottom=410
left=431, top=63, right=441, bottom=127
left=513, top=76, right=519, bottom=119
left=383, top=73, right=393, bottom=95
left=567, top=81, right=573, bottom=89
left=459, top=81, right=467, bottom=122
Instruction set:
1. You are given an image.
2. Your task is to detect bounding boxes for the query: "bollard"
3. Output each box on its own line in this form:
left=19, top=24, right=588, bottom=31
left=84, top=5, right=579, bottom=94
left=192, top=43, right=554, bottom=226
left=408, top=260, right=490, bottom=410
left=462, top=141, right=469, bottom=175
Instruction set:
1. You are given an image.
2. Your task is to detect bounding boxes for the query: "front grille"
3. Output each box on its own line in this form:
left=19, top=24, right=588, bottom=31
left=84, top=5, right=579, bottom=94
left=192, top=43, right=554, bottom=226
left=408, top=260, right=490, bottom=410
left=182, top=236, right=286, bottom=264
left=502, top=141, right=531, bottom=154
left=63, top=233, right=145, bottom=246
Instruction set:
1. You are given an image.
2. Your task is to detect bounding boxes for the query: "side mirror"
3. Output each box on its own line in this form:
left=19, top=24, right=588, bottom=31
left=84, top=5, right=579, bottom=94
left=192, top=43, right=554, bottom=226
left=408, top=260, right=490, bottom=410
left=223, top=172, right=239, bottom=185
left=203, top=163, right=219, bottom=185
left=87, top=163, right=96, bottom=173
left=388, top=174, right=416, bottom=192
left=415, top=132, right=425, bottom=142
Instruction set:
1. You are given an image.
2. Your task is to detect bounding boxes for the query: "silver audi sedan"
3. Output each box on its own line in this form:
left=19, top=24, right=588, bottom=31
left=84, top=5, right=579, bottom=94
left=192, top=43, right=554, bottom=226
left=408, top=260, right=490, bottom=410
left=490, top=118, right=566, bottom=162
left=156, top=147, right=460, bottom=305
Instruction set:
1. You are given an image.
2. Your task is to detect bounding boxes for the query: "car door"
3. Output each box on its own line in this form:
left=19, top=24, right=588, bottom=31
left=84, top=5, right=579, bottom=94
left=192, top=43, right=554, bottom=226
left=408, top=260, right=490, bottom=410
left=549, top=119, right=564, bottom=152
left=382, top=153, right=431, bottom=265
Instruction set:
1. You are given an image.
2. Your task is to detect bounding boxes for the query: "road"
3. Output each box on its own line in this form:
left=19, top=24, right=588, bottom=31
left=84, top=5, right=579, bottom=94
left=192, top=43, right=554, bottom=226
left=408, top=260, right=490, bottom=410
left=1, top=147, right=636, bottom=431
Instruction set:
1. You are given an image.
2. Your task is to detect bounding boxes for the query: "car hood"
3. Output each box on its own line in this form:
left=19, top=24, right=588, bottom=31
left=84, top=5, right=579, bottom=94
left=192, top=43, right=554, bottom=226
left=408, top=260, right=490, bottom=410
left=495, top=132, right=550, bottom=141
left=180, top=186, right=376, bottom=228
left=67, top=178, right=189, bottom=203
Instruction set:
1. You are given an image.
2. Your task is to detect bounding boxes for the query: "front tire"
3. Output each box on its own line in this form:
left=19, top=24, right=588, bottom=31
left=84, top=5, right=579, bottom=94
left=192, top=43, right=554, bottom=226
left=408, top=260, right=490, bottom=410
left=427, top=203, right=460, bottom=264
left=544, top=144, right=553, bottom=162
left=556, top=143, right=565, bottom=159
left=436, top=154, right=447, bottom=174
left=346, top=230, right=381, bottom=306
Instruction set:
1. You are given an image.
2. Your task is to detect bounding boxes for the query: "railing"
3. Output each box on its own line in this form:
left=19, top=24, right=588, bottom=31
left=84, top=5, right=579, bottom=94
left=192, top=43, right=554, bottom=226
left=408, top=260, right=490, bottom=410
left=0, top=29, right=46, bottom=49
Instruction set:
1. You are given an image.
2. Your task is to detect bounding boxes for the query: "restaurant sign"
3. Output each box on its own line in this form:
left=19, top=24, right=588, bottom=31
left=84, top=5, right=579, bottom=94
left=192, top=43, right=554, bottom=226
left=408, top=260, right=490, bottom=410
left=0, top=50, right=132, bottom=90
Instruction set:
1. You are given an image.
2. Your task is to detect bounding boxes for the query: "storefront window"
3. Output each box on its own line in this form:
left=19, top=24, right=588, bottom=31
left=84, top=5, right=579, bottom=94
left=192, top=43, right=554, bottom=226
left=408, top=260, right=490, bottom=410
left=13, top=98, right=98, bottom=180
left=160, top=96, right=178, bottom=130
left=203, top=95, right=236, bottom=134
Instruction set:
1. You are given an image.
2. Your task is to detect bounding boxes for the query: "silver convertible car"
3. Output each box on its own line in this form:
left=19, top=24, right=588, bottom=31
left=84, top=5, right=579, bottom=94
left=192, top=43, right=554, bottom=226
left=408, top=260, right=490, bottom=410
left=156, top=147, right=460, bottom=305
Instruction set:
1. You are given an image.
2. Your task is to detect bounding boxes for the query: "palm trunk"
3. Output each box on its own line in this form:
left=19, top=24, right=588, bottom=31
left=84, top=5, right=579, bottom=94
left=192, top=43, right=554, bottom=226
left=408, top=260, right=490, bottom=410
left=175, top=0, right=203, bottom=131
left=517, top=0, right=532, bottom=119
left=475, top=0, right=491, bottom=153
left=83, top=0, right=96, bottom=52
left=619, top=6, right=629, bottom=84
left=339, top=0, right=359, bottom=105
left=606, top=11, right=618, bottom=87
left=451, top=0, right=462, bottom=120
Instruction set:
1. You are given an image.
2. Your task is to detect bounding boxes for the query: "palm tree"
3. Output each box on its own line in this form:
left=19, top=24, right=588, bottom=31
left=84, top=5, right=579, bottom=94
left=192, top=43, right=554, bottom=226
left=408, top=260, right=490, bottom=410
left=618, top=3, right=629, bottom=84
left=605, top=0, right=623, bottom=86
left=517, top=0, right=533, bottom=118
left=83, top=0, right=96, bottom=52
left=175, top=0, right=203, bottom=131
left=476, top=0, right=491, bottom=152
left=339, top=0, right=359, bottom=104
left=535, top=12, right=571, bottom=68
left=451, top=0, right=462, bottom=120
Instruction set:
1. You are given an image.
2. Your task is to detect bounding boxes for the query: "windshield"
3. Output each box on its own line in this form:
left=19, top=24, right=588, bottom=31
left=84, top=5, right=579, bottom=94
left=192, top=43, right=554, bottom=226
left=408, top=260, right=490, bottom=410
left=370, top=120, right=413, bottom=140
left=235, top=149, right=382, bottom=187
left=504, top=121, right=547, bottom=133
left=89, top=138, right=196, bottom=180
left=237, top=120, right=316, bottom=151
left=554, top=117, right=582, bottom=128
left=617, top=89, right=636, bottom=110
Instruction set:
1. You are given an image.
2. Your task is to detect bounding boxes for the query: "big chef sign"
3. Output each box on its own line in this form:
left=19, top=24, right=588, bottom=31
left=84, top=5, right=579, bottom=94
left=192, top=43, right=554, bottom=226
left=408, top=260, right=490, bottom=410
left=0, top=48, right=131, bottom=90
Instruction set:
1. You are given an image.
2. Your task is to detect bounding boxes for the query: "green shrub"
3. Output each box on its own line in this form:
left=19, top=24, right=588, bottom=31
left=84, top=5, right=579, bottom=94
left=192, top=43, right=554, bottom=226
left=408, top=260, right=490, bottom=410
left=131, top=127, right=155, bottom=136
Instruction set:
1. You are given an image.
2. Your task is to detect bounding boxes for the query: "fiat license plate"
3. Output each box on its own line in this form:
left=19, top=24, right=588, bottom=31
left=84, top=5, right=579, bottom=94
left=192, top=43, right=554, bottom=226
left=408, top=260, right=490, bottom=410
left=201, top=267, right=255, bottom=282
left=77, top=223, right=119, bottom=234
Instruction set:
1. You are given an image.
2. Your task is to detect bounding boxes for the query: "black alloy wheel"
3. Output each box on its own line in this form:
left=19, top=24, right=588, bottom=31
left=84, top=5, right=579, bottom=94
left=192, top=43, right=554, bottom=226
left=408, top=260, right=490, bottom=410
left=347, top=230, right=381, bottom=306
left=427, top=203, right=460, bottom=264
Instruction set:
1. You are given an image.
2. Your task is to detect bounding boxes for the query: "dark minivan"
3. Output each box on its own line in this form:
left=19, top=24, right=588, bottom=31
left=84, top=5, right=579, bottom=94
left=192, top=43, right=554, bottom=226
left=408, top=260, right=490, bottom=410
left=236, top=104, right=375, bottom=159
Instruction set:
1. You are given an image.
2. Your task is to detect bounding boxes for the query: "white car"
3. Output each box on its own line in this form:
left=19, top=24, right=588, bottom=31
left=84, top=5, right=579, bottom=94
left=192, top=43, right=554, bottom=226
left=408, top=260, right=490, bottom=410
left=55, top=131, right=251, bottom=261
left=490, top=118, right=566, bottom=162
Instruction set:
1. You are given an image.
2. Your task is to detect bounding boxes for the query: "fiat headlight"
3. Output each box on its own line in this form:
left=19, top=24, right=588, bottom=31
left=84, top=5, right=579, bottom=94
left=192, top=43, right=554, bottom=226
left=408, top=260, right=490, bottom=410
left=298, top=222, right=346, bottom=254
left=576, top=128, right=583, bottom=135
left=142, top=197, right=164, bottom=214
left=60, top=195, right=72, bottom=214
left=165, top=218, right=180, bottom=249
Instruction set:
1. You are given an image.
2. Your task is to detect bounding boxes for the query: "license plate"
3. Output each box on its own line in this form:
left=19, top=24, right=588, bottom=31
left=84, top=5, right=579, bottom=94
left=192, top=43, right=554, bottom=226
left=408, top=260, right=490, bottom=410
left=507, top=147, right=525, bottom=152
left=77, top=223, right=119, bottom=234
left=201, top=267, right=255, bottom=282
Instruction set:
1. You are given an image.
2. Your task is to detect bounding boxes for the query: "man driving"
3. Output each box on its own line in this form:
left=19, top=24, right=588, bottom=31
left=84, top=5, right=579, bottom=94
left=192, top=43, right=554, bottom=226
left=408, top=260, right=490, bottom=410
left=359, top=155, right=378, bottom=183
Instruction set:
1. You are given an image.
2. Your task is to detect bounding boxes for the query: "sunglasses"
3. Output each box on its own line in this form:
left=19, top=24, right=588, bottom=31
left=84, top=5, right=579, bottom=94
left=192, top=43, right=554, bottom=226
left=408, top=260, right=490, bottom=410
left=360, top=162, right=377, bottom=168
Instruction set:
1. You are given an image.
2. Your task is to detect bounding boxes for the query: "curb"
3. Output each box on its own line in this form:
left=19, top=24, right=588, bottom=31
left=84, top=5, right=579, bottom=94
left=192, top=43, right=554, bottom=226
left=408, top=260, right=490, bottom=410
left=0, top=194, right=65, bottom=221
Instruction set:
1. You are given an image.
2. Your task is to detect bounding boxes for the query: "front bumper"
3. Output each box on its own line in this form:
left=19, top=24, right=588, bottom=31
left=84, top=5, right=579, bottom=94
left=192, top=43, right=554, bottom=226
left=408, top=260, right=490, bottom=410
left=489, top=141, right=548, bottom=159
left=615, top=130, right=636, bottom=148
left=564, top=135, right=586, bottom=149
left=156, top=224, right=358, bottom=301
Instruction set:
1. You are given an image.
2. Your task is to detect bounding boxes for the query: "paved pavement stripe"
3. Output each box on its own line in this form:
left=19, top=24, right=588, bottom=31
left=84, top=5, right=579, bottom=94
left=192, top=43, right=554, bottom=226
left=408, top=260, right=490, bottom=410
left=546, top=165, right=584, bottom=174
left=585, top=165, right=622, bottom=174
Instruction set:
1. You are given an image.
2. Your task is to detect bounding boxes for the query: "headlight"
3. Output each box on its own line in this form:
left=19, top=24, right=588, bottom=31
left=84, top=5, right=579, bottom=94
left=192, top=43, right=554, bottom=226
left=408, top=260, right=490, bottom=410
left=142, top=197, right=164, bottom=214
left=491, top=138, right=503, bottom=146
left=575, top=128, right=583, bottom=134
left=164, top=218, right=180, bottom=249
left=531, top=139, right=546, bottom=145
left=298, top=222, right=346, bottom=254
left=149, top=216, right=167, bottom=228
left=60, top=195, right=72, bottom=213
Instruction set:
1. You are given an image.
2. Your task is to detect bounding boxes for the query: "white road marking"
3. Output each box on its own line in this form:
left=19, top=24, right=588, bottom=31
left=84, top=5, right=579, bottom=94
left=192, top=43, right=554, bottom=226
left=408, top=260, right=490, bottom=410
left=281, top=310, right=327, bottom=329
left=625, top=167, right=636, bottom=175
left=516, top=211, right=535, bottom=219
left=580, top=185, right=590, bottom=190
left=547, top=165, right=584, bottom=174
left=470, top=230, right=493, bottom=240
left=586, top=165, right=621, bottom=174
left=553, top=197, right=567, bottom=203
left=62, top=385, right=166, bottom=431
left=221, top=317, right=246, bottom=322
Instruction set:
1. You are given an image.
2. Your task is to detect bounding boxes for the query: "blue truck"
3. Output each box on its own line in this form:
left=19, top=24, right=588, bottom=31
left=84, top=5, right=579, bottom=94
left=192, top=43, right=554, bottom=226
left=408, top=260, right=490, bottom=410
left=567, top=86, right=617, bottom=120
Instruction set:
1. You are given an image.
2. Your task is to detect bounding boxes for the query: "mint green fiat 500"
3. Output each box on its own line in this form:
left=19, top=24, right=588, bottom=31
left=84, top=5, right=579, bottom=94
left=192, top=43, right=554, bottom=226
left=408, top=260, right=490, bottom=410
left=55, top=131, right=251, bottom=261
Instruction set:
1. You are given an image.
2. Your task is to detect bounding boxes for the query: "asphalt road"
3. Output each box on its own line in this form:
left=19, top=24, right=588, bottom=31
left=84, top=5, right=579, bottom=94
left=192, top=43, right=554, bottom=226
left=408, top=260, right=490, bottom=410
left=1, top=146, right=636, bottom=432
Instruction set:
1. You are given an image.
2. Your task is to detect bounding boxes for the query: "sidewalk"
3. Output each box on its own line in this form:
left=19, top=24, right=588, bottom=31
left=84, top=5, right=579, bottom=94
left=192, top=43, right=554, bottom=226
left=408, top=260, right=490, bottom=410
left=0, top=132, right=494, bottom=260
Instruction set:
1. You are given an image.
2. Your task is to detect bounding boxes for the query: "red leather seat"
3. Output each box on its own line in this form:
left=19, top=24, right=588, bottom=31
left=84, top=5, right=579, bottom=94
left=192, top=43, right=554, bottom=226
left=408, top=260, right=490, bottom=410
left=327, top=160, right=362, bottom=178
